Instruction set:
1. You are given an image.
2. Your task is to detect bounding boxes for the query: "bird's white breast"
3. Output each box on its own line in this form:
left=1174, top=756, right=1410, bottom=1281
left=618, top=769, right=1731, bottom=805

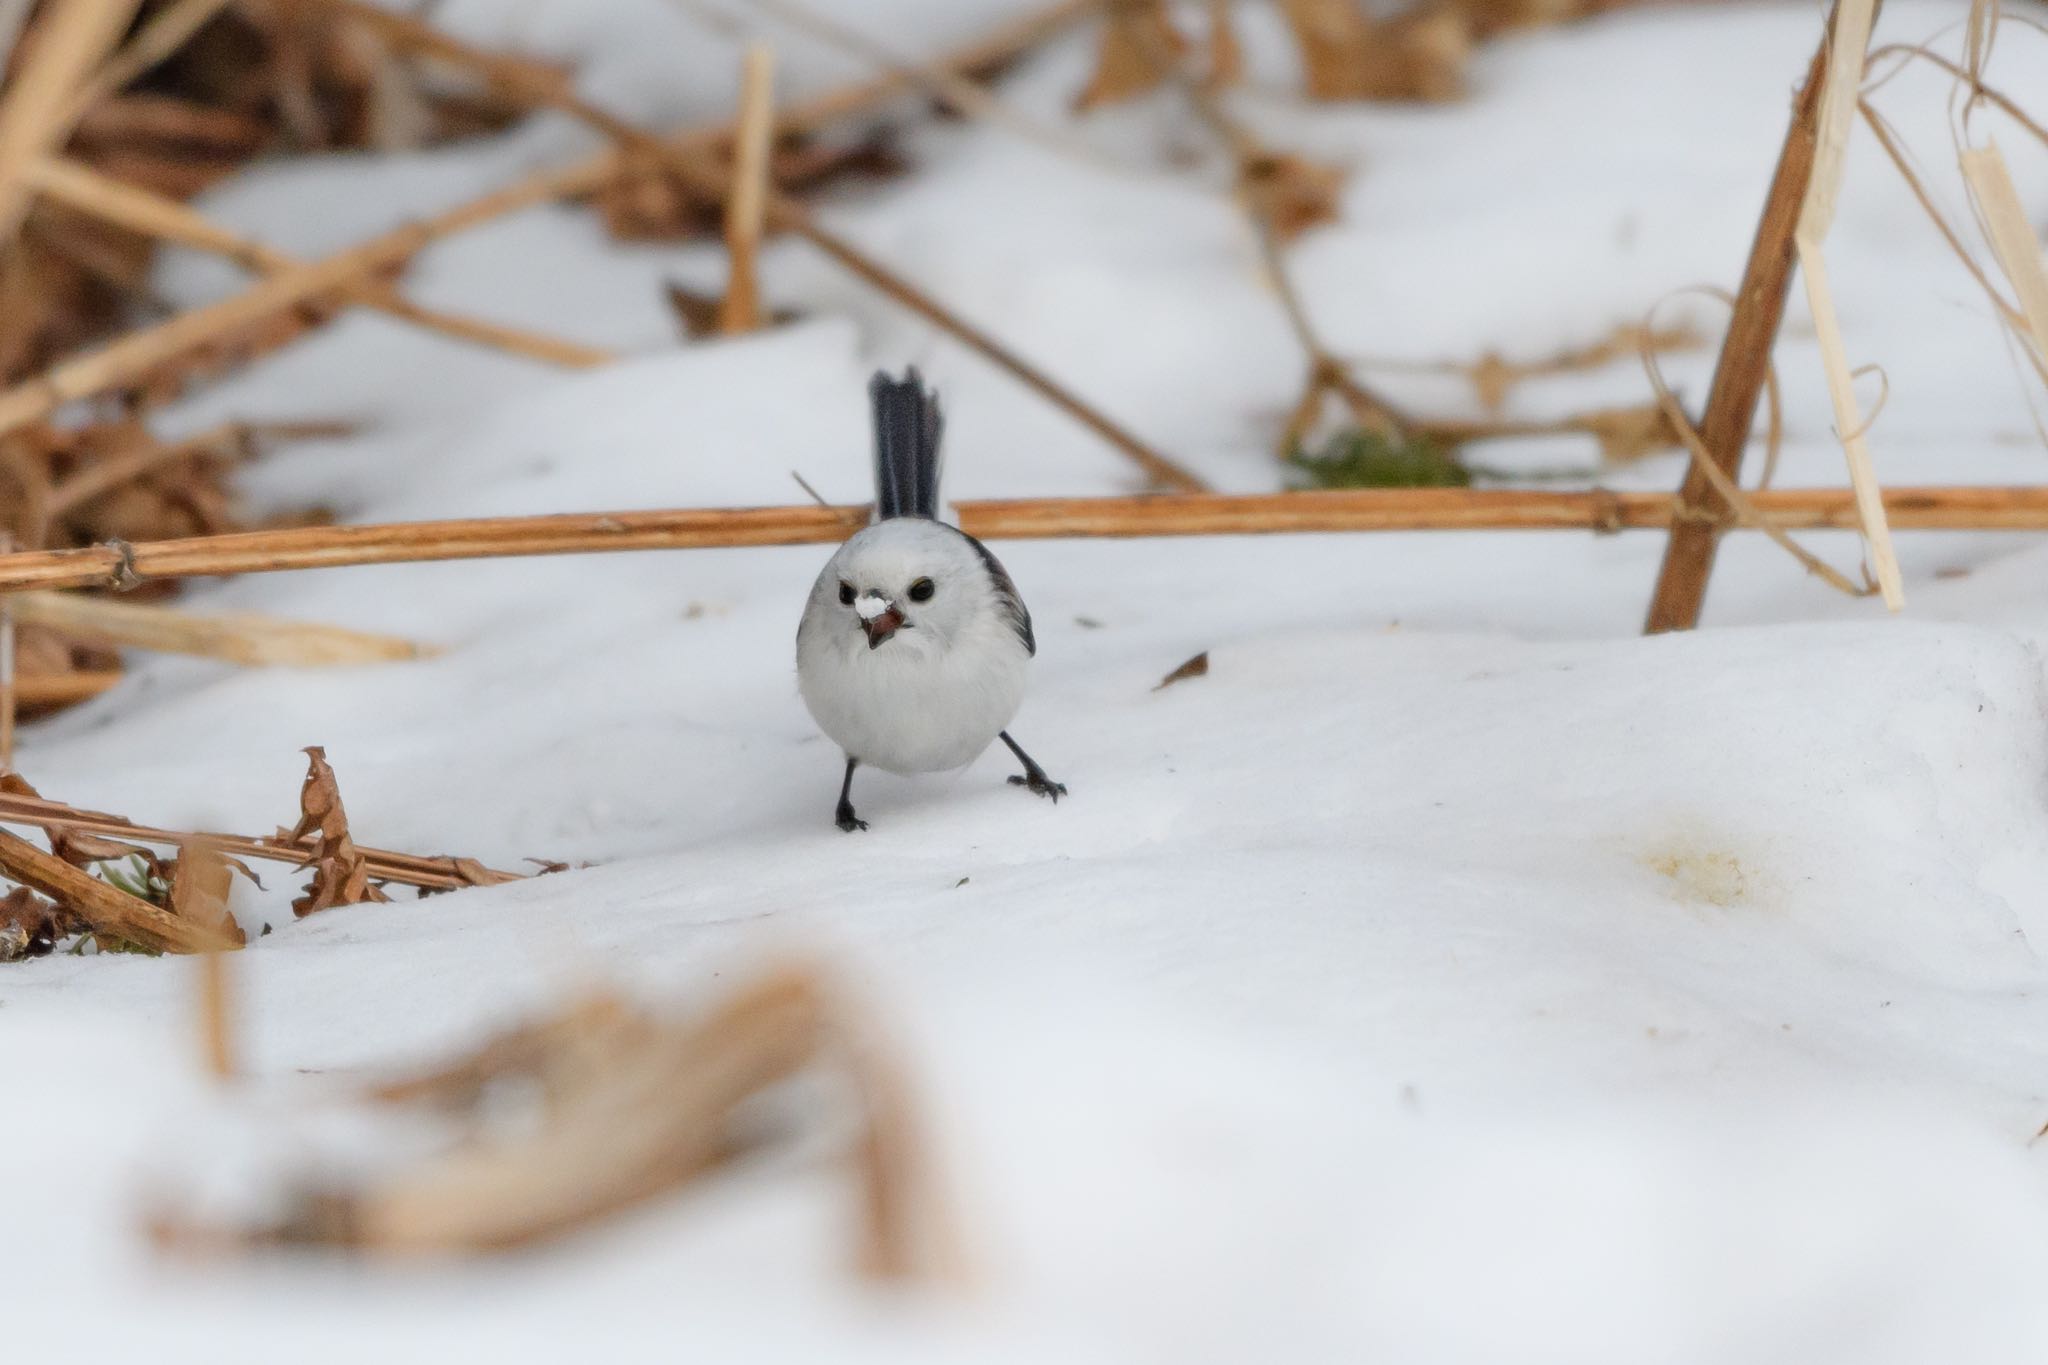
left=798, top=607, right=1030, bottom=774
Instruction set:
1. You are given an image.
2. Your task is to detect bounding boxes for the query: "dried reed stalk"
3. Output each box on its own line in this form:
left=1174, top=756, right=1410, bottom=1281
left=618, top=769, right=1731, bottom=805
left=182, top=842, right=239, bottom=1075
left=26, top=156, right=615, bottom=369
left=197, top=937, right=235, bottom=1078
left=0, top=789, right=524, bottom=891
left=0, top=823, right=233, bottom=954
left=0, top=486, right=2036, bottom=595
left=1792, top=0, right=1901, bottom=608
left=14, top=670, right=120, bottom=706
left=719, top=45, right=776, bottom=334
left=10, top=590, right=431, bottom=666
left=1961, top=140, right=2048, bottom=375
left=0, top=0, right=146, bottom=244
left=1643, top=4, right=1838, bottom=633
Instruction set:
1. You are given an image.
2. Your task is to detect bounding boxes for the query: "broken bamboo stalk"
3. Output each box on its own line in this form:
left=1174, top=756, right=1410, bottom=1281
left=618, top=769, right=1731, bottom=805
left=1643, top=5, right=1839, bottom=634
left=0, top=485, right=2034, bottom=594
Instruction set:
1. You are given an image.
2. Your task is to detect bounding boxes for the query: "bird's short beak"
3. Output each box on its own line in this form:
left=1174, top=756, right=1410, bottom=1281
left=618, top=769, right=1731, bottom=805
left=861, top=604, right=905, bottom=649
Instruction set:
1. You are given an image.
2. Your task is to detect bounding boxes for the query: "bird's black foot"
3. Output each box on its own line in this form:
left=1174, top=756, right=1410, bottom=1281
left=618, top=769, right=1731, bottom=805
left=1007, top=770, right=1067, bottom=802
left=998, top=730, right=1065, bottom=803
left=835, top=756, right=868, bottom=831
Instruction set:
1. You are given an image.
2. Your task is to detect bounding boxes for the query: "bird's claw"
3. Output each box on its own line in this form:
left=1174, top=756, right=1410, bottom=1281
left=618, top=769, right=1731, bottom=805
left=1008, top=772, right=1067, bottom=802
left=836, top=811, right=869, bottom=832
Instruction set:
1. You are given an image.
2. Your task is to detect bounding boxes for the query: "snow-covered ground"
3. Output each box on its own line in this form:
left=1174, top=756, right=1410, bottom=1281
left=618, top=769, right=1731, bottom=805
left=12, top=2, right=2048, bottom=1360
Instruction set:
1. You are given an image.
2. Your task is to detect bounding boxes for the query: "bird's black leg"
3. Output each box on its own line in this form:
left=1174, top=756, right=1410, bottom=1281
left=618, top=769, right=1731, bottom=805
left=1000, top=731, right=1067, bottom=802
left=835, top=756, right=868, bottom=832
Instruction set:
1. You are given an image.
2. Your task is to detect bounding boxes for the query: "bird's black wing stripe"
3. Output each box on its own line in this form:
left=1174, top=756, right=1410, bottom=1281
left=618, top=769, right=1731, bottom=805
left=958, top=529, right=1034, bottom=657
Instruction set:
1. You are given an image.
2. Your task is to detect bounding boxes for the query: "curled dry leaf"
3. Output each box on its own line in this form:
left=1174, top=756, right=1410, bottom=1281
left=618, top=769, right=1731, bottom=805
left=1154, top=650, right=1210, bottom=690
left=285, top=746, right=391, bottom=917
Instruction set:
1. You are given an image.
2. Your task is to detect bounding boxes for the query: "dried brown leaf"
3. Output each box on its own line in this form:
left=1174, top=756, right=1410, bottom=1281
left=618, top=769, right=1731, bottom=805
left=1579, top=401, right=1683, bottom=463
left=663, top=280, right=722, bottom=340
left=169, top=842, right=244, bottom=947
left=287, top=746, right=391, bottom=917
left=1154, top=650, right=1210, bottom=690
left=1238, top=152, right=1345, bottom=242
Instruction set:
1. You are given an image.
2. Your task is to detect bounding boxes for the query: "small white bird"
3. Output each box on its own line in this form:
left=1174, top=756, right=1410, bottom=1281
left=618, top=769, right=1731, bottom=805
left=797, top=369, right=1065, bottom=831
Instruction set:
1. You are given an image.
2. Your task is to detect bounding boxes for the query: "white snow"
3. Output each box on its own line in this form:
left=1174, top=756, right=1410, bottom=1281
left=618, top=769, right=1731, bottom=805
left=854, top=592, right=891, bottom=619
left=12, top=2, right=2048, bottom=1361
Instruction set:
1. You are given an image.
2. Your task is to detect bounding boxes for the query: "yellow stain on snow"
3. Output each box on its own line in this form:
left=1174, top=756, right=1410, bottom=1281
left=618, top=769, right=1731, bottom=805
left=1644, top=843, right=1752, bottom=909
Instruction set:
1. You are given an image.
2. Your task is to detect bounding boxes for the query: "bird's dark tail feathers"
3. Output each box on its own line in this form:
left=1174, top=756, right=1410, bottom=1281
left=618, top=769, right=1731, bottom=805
left=870, top=368, right=943, bottom=520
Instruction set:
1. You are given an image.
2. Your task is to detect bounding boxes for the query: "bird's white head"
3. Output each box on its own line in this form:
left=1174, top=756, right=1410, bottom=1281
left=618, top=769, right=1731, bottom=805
left=821, top=519, right=993, bottom=655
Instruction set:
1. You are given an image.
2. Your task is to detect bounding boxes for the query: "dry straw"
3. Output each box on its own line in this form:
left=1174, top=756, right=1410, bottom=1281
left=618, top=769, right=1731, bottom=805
left=1961, top=140, right=2048, bottom=375
left=8, top=591, right=431, bottom=667
left=0, top=0, right=145, bottom=243
left=1793, top=0, right=1902, bottom=608
left=718, top=45, right=777, bottom=335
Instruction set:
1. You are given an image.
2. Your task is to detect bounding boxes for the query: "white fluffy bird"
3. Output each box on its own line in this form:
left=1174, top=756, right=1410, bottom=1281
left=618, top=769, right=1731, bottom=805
left=796, top=370, right=1065, bottom=831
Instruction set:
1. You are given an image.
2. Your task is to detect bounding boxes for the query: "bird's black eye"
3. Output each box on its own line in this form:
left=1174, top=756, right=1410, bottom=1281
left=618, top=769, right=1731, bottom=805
left=838, top=581, right=855, bottom=606
left=907, top=577, right=935, bottom=603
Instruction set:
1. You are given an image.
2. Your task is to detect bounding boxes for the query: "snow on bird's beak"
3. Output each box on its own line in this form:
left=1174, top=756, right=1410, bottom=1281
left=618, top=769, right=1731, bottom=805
left=854, top=592, right=904, bottom=649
